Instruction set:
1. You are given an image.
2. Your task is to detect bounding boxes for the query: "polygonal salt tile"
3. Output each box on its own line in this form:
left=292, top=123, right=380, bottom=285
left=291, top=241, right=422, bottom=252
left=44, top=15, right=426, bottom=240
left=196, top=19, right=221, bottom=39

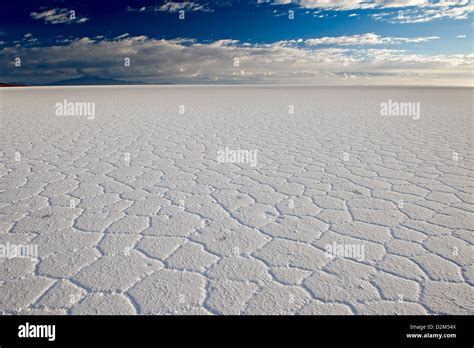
left=74, top=212, right=123, bottom=233
left=372, top=190, right=419, bottom=204
left=351, top=208, right=406, bottom=227
left=181, top=193, right=216, bottom=208
left=453, top=229, right=474, bottom=245
left=275, top=196, right=321, bottom=216
left=298, top=301, right=353, bottom=315
left=108, top=167, right=145, bottom=180
left=371, top=272, right=420, bottom=302
left=207, top=256, right=271, bottom=283
left=232, top=204, right=279, bottom=228
left=98, top=234, right=141, bottom=255
left=165, top=242, right=218, bottom=272
left=411, top=253, right=463, bottom=282
left=426, top=192, right=461, bottom=205
left=0, top=257, right=36, bottom=281
left=41, top=179, right=78, bottom=197
left=106, top=215, right=149, bottom=234
left=86, top=162, right=116, bottom=175
left=330, top=221, right=392, bottom=244
left=0, top=187, right=43, bottom=203
left=354, top=302, right=427, bottom=315
left=378, top=254, right=426, bottom=282
left=72, top=251, right=160, bottom=291
left=30, top=206, right=82, bottom=221
left=316, top=209, right=352, bottom=224
left=347, top=197, right=396, bottom=210
left=174, top=182, right=213, bottom=195
left=124, top=197, right=169, bottom=215
left=251, top=190, right=287, bottom=205
left=0, top=277, right=54, bottom=312
left=0, top=196, right=49, bottom=216
left=392, top=184, right=429, bottom=197
left=253, top=239, right=329, bottom=271
left=385, top=239, right=426, bottom=258
left=205, top=279, right=257, bottom=314
left=20, top=308, right=67, bottom=315
left=401, top=220, right=451, bottom=237
left=31, top=227, right=102, bottom=257
left=428, top=212, right=474, bottom=230
left=38, top=248, right=101, bottom=278
left=173, top=306, right=212, bottom=315
left=462, top=266, right=474, bottom=286
left=190, top=223, right=270, bottom=256
left=243, top=282, right=310, bottom=315
left=261, top=215, right=327, bottom=243
left=12, top=215, right=73, bottom=234
left=303, top=259, right=379, bottom=303
left=35, top=280, right=85, bottom=309
left=76, top=192, right=119, bottom=210
left=120, top=189, right=149, bottom=201
left=71, top=293, right=136, bottom=315
left=100, top=179, right=134, bottom=194
left=211, top=189, right=254, bottom=211
left=155, top=204, right=187, bottom=216
left=69, top=184, right=103, bottom=199
left=136, top=236, right=186, bottom=260
left=0, top=232, right=36, bottom=246
left=392, top=226, right=427, bottom=243
left=128, top=270, right=206, bottom=314
left=422, top=281, right=474, bottom=314
left=314, top=231, right=385, bottom=263
left=399, top=203, right=434, bottom=221
left=271, top=182, right=305, bottom=196
left=311, top=195, right=346, bottom=210
left=144, top=212, right=202, bottom=236
left=269, top=267, right=311, bottom=285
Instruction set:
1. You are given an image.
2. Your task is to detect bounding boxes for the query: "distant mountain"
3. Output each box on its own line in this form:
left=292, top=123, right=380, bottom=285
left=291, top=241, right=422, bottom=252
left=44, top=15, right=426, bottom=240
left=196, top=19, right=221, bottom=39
left=0, top=83, right=29, bottom=87
left=46, top=75, right=149, bottom=86
left=0, top=76, right=174, bottom=87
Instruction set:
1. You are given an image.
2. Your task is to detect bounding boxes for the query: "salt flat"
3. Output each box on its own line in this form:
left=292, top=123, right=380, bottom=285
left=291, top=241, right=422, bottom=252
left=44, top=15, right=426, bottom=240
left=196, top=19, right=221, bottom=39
left=0, top=86, right=473, bottom=315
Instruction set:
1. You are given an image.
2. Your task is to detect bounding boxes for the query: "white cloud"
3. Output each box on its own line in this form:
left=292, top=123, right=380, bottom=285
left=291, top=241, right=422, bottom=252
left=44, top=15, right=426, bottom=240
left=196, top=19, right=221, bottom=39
left=374, top=3, right=474, bottom=23
left=305, top=33, right=439, bottom=46
left=30, top=8, right=89, bottom=24
left=457, top=34, right=467, bottom=38
left=115, top=33, right=130, bottom=40
left=1, top=35, right=472, bottom=86
left=260, top=0, right=473, bottom=23
left=127, top=2, right=213, bottom=14
left=259, top=0, right=470, bottom=10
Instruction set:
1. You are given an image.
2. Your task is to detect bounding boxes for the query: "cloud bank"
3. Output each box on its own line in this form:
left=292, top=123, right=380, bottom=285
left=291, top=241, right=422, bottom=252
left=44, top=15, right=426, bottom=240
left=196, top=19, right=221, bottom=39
left=2, top=35, right=472, bottom=86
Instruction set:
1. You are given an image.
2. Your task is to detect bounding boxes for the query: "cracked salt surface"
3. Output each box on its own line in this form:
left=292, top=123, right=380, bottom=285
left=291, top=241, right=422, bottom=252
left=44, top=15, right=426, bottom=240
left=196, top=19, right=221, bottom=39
left=0, top=86, right=473, bottom=315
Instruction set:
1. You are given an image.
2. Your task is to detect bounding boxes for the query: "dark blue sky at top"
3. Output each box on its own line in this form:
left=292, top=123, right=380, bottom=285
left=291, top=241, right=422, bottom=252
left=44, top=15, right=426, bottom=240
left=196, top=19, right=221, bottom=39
left=0, top=0, right=471, bottom=54
left=0, top=0, right=472, bottom=85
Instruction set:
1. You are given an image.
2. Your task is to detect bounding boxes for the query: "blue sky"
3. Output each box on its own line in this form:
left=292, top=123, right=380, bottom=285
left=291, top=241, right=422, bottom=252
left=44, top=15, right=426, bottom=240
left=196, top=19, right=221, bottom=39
left=1, top=0, right=472, bottom=85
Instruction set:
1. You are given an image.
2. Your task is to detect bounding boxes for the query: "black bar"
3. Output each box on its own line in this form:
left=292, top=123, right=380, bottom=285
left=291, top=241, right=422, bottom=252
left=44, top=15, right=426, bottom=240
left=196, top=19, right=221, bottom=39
left=0, top=315, right=472, bottom=347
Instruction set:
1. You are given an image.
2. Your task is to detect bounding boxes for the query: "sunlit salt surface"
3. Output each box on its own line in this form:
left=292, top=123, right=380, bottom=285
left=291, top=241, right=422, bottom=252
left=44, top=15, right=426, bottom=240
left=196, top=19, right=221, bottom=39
left=0, top=86, right=472, bottom=314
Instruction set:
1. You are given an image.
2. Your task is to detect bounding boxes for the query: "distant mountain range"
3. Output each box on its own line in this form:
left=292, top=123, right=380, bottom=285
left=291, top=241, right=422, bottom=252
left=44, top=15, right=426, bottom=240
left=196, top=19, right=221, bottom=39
left=46, top=75, right=151, bottom=86
left=1, top=75, right=174, bottom=87
left=0, top=83, right=28, bottom=87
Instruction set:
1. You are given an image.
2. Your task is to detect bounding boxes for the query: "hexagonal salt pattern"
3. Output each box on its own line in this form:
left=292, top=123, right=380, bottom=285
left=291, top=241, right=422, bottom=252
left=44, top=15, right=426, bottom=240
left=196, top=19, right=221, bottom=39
left=0, top=86, right=472, bottom=314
